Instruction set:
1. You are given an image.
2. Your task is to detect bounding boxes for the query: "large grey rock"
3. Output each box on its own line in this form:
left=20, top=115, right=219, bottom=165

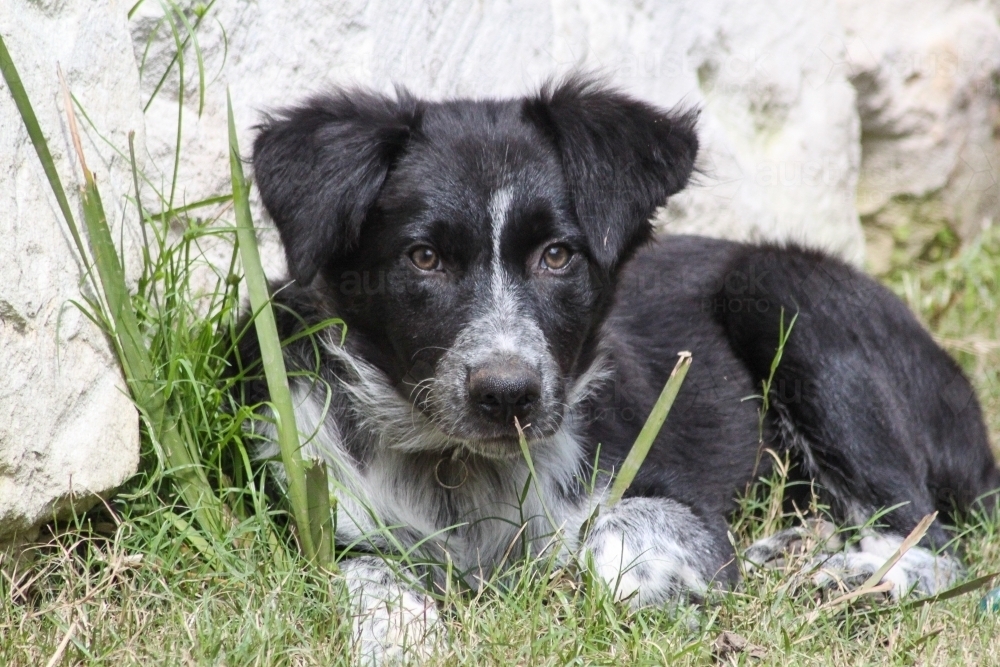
left=132, top=0, right=867, bottom=271
left=0, top=0, right=143, bottom=543
left=838, top=0, right=1000, bottom=272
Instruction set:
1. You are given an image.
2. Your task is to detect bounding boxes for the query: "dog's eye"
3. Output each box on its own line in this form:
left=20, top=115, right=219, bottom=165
left=541, top=244, right=572, bottom=270
left=410, top=246, right=441, bottom=271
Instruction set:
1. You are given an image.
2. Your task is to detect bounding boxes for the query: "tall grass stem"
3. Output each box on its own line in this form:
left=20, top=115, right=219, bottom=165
left=606, top=352, right=692, bottom=507
left=226, top=91, right=330, bottom=564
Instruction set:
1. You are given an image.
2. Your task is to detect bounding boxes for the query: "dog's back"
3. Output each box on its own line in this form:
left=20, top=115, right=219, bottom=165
left=587, top=235, right=1000, bottom=548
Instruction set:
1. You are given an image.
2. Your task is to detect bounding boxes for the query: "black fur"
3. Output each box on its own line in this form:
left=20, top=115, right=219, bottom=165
left=236, top=77, right=999, bottom=608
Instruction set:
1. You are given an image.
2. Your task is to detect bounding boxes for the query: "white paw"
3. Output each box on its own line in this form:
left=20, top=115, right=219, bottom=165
left=810, top=534, right=963, bottom=600
left=746, top=526, right=964, bottom=601
left=582, top=497, right=714, bottom=607
left=743, top=519, right=842, bottom=571
left=341, top=557, right=441, bottom=665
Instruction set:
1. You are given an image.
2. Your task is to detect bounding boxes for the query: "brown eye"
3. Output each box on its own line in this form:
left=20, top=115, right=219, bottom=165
left=410, top=246, right=441, bottom=271
left=541, top=244, right=572, bottom=270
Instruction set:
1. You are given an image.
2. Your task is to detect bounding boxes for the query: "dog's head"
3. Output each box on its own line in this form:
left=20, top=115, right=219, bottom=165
left=253, top=77, right=697, bottom=459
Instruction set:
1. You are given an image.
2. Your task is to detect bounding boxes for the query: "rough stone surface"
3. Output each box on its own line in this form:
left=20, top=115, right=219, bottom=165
left=0, top=0, right=143, bottom=543
left=131, top=0, right=866, bottom=272
left=838, top=0, right=1000, bottom=272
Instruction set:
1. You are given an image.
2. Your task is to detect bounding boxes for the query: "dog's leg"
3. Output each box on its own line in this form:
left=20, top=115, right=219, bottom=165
left=716, top=246, right=999, bottom=558
left=745, top=521, right=964, bottom=599
left=340, top=556, right=440, bottom=664
left=582, top=497, right=735, bottom=606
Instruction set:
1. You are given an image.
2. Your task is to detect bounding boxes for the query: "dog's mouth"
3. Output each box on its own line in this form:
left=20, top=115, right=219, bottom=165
left=445, top=426, right=562, bottom=461
left=426, top=406, right=566, bottom=459
left=403, top=390, right=564, bottom=459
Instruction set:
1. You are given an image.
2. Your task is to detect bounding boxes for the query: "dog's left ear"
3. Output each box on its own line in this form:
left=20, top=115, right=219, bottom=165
left=523, top=77, right=698, bottom=271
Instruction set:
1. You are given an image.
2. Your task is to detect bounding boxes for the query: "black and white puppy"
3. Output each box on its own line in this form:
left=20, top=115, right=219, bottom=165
left=236, top=77, right=999, bottom=656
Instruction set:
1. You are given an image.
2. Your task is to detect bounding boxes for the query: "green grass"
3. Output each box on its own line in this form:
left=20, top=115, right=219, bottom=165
left=4, top=5, right=1000, bottom=664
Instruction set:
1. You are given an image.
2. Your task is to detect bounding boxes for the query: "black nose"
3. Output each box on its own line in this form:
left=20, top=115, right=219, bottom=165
left=468, top=361, right=542, bottom=425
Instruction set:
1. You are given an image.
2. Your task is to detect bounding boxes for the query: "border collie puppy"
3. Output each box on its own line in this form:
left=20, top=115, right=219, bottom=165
left=236, top=77, right=999, bottom=658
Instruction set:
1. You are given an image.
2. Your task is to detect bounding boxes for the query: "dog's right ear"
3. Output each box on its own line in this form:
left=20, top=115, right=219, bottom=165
left=252, top=89, right=422, bottom=284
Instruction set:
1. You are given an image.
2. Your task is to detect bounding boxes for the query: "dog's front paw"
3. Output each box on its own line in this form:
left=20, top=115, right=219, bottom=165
left=341, top=557, right=441, bottom=665
left=582, top=497, right=726, bottom=607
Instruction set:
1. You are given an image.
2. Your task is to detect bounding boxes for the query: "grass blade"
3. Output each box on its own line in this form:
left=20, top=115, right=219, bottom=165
left=606, top=351, right=692, bottom=507
left=227, top=91, right=328, bottom=563
left=141, top=0, right=217, bottom=113
left=60, top=72, right=228, bottom=542
left=905, top=572, right=1000, bottom=610
left=858, top=512, right=936, bottom=591
left=303, top=460, right=334, bottom=566
left=165, top=0, right=207, bottom=116
left=0, top=36, right=89, bottom=276
left=757, top=308, right=798, bottom=441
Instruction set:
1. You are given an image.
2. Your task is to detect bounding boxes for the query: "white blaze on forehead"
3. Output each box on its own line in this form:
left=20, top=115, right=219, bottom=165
left=489, top=186, right=514, bottom=294
left=485, top=186, right=521, bottom=352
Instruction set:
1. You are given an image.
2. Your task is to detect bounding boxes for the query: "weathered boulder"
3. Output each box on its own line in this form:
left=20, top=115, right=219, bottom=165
left=0, top=0, right=143, bottom=543
left=132, top=0, right=867, bottom=272
left=838, top=0, right=1000, bottom=272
